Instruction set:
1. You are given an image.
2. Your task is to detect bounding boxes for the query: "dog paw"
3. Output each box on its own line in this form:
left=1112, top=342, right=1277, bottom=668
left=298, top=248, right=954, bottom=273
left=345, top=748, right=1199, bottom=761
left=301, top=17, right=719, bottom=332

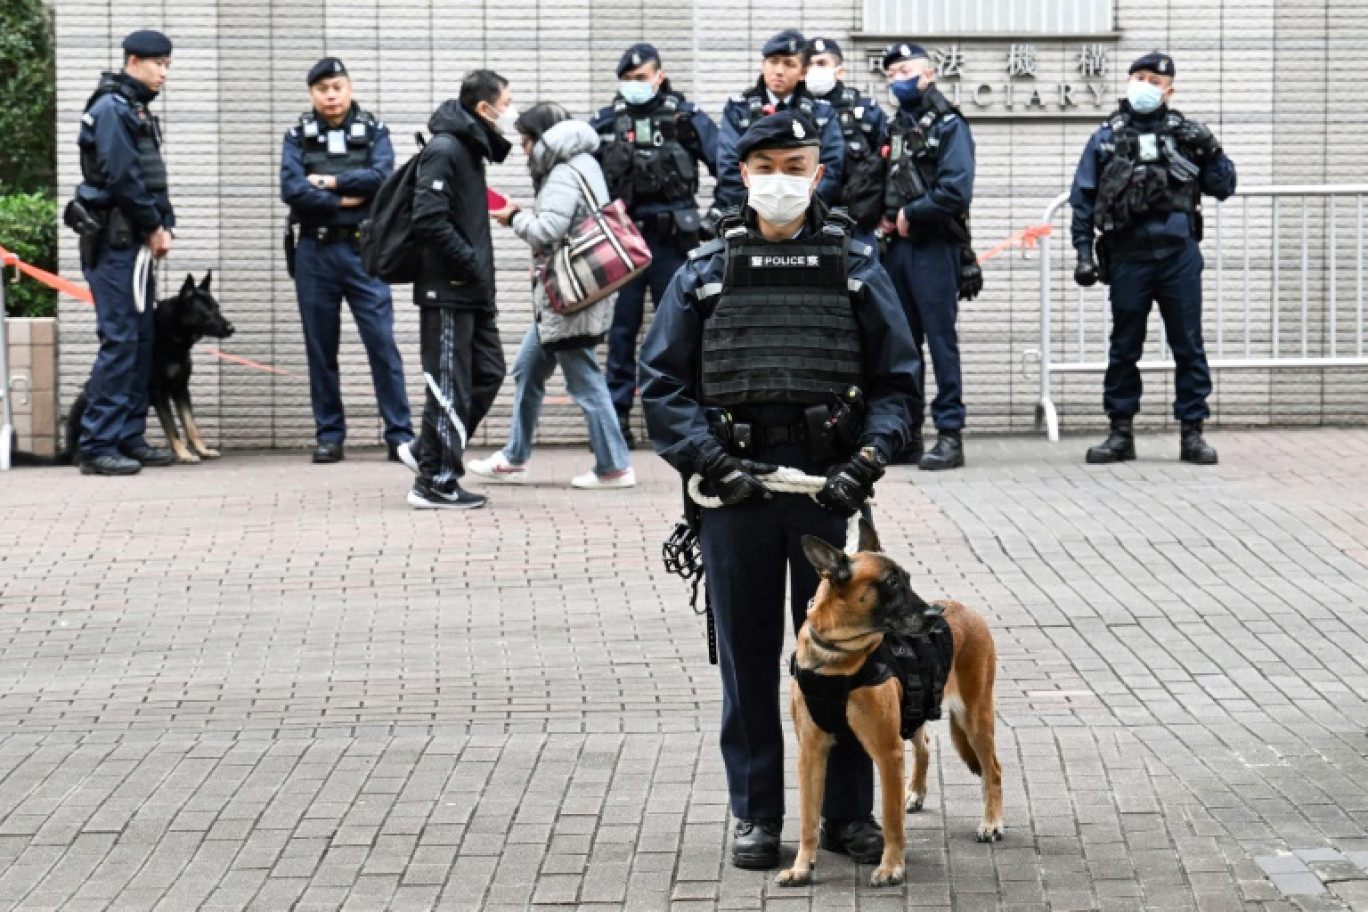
left=196, top=448, right=221, bottom=460
left=175, top=451, right=200, bottom=465
left=870, top=864, right=905, bottom=887
left=774, top=865, right=813, bottom=887
left=905, top=790, right=925, bottom=813
left=975, top=822, right=1004, bottom=843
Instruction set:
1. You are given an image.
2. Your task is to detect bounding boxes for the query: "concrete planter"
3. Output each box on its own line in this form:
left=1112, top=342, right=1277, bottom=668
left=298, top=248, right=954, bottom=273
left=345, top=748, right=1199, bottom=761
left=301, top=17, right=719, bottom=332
left=4, top=318, right=59, bottom=456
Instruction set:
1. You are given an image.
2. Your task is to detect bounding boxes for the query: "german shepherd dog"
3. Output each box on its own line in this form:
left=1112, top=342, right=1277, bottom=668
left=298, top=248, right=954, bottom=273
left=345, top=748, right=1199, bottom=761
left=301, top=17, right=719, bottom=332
left=777, top=520, right=1002, bottom=888
left=66, top=271, right=235, bottom=464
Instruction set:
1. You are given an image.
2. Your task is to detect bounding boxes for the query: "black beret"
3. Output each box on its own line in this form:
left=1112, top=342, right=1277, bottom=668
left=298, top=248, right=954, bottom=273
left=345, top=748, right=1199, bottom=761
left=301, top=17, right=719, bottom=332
left=806, top=37, right=843, bottom=60
left=735, top=110, right=821, bottom=162
left=762, top=29, right=806, bottom=59
left=1129, top=51, right=1176, bottom=78
left=616, top=43, right=661, bottom=78
left=881, top=42, right=929, bottom=70
left=307, top=57, right=349, bottom=86
left=121, top=30, right=172, bottom=58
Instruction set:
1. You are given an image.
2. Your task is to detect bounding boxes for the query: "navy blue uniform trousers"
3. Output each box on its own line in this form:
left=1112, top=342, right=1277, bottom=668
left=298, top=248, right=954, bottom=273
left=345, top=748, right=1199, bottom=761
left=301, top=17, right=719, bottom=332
left=882, top=237, right=965, bottom=431
left=80, top=244, right=154, bottom=459
left=699, top=483, right=874, bottom=823
left=293, top=237, right=412, bottom=445
left=607, top=226, right=686, bottom=415
left=1105, top=239, right=1212, bottom=421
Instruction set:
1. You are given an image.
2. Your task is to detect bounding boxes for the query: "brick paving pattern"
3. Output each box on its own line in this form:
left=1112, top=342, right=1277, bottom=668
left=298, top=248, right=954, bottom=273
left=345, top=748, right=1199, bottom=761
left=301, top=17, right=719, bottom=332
left=2, top=430, right=1367, bottom=910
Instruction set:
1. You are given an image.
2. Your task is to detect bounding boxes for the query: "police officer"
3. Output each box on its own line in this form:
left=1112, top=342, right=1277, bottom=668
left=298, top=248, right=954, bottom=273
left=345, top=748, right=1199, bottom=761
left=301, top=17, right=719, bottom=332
left=591, top=43, right=719, bottom=448
left=639, top=111, right=919, bottom=871
left=1071, top=52, right=1236, bottom=465
left=879, top=42, right=977, bottom=470
left=710, top=30, right=845, bottom=220
left=280, top=58, right=413, bottom=464
left=72, top=30, right=177, bottom=475
left=804, top=37, right=889, bottom=240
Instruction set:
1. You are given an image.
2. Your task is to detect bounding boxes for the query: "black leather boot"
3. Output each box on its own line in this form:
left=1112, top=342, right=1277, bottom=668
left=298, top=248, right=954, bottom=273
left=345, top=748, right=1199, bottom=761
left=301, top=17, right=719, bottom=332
left=819, top=815, right=884, bottom=864
left=1085, top=416, right=1136, bottom=464
left=616, top=409, right=636, bottom=450
left=731, top=818, right=781, bottom=869
left=918, top=430, right=964, bottom=471
left=1179, top=420, right=1218, bottom=465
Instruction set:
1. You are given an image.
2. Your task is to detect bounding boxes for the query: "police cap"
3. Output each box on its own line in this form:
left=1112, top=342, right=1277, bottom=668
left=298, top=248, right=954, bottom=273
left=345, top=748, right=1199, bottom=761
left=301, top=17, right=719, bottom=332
left=1129, top=51, right=1176, bottom=78
left=734, top=110, right=821, bottom=162
left=616, top=42, right=661, bottom=77
left=762, top=29, right=807, bottom=59
left=121, top=30, right=172, bottom=58
left=307, top=57, right=349, bottom=87
left=881, top=42, right=929, bottom=70
left=807, top=37, right=843, bottom=61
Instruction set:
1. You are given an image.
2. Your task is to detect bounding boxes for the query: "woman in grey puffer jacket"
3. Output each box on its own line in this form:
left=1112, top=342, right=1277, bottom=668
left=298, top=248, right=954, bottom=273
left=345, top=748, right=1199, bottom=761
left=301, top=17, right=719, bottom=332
left=470, top=104, right=634, bottom=489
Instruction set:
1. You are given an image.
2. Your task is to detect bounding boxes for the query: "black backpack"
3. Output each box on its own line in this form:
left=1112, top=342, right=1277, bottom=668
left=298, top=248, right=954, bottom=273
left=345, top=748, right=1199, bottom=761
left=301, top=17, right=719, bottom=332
left=360, top=132, right=427, bottom=284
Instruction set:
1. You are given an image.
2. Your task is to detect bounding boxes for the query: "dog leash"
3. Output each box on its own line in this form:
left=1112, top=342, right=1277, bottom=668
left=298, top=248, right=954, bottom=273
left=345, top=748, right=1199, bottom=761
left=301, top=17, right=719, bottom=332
left=132, top=246, right=153, bottom=313
left=687, top=468, right=864, bottom=553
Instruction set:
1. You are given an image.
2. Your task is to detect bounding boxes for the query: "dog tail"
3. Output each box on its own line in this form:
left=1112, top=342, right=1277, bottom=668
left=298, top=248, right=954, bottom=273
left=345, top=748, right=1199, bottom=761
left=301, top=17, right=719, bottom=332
left=948, top=715, right=982, bottom=778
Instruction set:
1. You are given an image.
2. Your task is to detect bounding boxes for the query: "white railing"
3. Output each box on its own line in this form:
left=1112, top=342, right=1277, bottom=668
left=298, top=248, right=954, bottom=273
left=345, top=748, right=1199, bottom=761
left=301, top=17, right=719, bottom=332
left=0, top=274, right=12, bottom=471
left=1027, top=185, right=1368, bottom=440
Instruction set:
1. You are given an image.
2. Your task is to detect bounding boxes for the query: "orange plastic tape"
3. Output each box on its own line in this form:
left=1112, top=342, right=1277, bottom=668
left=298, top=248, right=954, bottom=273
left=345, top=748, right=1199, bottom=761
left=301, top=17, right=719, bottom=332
left=975, top=224, right=1053, bottom=265
left=0, top=244, right=94, bottom=304
left=200, top=347, right=292, bottom=376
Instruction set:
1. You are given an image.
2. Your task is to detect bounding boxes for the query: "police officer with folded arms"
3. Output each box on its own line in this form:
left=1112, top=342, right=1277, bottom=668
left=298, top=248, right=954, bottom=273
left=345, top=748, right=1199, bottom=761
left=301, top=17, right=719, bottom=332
left=1071, top=52, right=1235, bottom=465
left=69, top=30, right=177, bottom=475
left=591, top=43, right=719, bottom=448
left=280, top=58, right=414, bottom=465
left=639, top=111, right=919, bottom=871
left=879, top=42, right=979, bottom=470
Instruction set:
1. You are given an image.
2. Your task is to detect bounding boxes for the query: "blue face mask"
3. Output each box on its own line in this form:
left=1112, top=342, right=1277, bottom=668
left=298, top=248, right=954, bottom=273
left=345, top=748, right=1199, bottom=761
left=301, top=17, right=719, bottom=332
left=1126, top=79, right=1165, bottom=114
left=619, top=80, right=657, bottom=106
left=888, top=77, right=923, bottom=108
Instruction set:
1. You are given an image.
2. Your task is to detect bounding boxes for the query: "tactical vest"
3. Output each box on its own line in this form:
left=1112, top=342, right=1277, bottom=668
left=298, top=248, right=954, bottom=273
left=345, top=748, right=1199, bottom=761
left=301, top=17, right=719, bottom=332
left=297, top=107, right=377, bottom=177
left=884, top=86, right=958, bottom=213
left=827, top=86, right=878, bottom=161
left=80, top=76, right=167, bottom=193
left=1093, top=109, right=1201, bottom=235
left=598, top=93, right=698, bottom=206
left=734, top=86, right=832, bottom=133
left=699, top=218, right=864, bottom=408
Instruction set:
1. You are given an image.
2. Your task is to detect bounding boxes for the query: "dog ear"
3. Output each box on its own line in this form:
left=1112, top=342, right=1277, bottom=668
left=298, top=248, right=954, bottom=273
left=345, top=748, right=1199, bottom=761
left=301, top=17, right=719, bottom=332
left=857, top=519, right=882, bottom=553
left=180, top=273, right=196, bottom=297
left=801, top=534, right=851, bottom=583
left=199, top=269, right=213, bottom=292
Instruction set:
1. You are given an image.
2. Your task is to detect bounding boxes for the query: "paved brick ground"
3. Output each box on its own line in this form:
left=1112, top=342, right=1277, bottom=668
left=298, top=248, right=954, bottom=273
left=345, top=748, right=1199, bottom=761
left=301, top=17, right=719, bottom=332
left=2, top=430, right=1368, bottom=911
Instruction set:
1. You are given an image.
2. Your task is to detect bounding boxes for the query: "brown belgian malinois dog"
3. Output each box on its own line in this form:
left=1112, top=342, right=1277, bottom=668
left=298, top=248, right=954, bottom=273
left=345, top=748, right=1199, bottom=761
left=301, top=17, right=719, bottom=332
left=776, top=520, right=1003, bottom=888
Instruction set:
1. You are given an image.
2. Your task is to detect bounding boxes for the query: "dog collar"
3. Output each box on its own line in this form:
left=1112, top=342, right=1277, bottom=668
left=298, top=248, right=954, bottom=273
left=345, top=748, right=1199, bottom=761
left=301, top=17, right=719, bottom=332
left=808, top=627, right=879, bottom=655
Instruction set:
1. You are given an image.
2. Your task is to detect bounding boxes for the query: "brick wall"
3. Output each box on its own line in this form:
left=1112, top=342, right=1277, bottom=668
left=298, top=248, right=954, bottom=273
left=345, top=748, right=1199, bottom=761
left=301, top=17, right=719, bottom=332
left=4, top=319, right=59, bottom=456
left=53, top=0, right=1368, bottom=452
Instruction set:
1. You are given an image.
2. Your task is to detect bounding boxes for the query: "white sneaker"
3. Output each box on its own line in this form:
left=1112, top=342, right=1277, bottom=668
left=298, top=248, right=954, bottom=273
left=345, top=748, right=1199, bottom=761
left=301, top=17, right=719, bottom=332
left=395, top=440, right=419, bottom=475
left=467, top=451, right=531, bottom=484
left=571, top=467, right=637, bottom=489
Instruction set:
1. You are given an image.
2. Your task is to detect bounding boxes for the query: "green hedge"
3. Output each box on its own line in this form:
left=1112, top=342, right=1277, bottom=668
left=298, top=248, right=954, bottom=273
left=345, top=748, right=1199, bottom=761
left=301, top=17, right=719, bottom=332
left=0, top=192, right=58, bottom=318
left=0, top=0, right=56, bottom=194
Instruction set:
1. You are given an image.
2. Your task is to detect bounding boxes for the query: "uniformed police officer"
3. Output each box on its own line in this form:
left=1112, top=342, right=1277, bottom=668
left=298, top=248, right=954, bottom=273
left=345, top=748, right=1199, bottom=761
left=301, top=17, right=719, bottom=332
left=639, top=111, right=919, bottom=871
left=72, top=29, right=177, bottom=475
left=879, top=43, right=977, bottom=470
left=280, top=58, right=413, bottom=464
left=710, top=30, right=845, bottom=220
left=803, top=37, right=889, bottom=241
left=1071, top=52, right=1236, bottom=465
left=592, top=43, right=720, bottom=448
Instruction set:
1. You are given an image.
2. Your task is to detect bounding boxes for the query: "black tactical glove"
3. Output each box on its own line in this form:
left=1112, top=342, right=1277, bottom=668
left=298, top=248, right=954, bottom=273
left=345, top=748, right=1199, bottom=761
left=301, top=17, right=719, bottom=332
left=699, top=208, right=722, bottom=241
left=816, top=450, right=885, bottom=517
left=698, top=447, right=776, bottom=507
left=958, top=248, right=983, bottom=301
left=1075, top=248, right=1099, bottom=287
left=1174, top=120, right=1221, bottom=162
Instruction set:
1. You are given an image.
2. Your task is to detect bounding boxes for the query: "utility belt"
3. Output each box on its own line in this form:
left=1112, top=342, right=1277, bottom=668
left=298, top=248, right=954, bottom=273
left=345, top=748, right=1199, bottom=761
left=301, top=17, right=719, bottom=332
left=299, top=224, right=362, bottom=244
left=634, top=208, right=702, bottom=253
left=706, top=386, right=865, bottom=464
left=65, top=193, right=137, bottom=270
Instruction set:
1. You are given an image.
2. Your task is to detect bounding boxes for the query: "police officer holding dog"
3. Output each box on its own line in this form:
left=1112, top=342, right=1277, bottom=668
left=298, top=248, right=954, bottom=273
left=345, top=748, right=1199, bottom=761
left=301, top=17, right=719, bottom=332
left=1071, top=52, right=1236, bottom=465
left=70, top=30, right=177, bottom=476
left=592, top=43, right=719, bottom=448
left=640, top=110, right=919, bottom=871
left=281, top=58, right=413, bottom=465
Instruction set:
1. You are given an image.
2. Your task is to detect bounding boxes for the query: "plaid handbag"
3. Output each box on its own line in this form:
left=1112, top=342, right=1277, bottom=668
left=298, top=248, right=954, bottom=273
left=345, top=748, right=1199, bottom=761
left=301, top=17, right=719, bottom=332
left=540, top=162, right=652, bottom=315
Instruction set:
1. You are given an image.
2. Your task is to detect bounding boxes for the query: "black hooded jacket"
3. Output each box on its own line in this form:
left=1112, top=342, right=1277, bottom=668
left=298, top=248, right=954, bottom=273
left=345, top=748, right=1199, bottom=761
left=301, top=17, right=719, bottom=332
left=411, top=100, right=511, bottom=309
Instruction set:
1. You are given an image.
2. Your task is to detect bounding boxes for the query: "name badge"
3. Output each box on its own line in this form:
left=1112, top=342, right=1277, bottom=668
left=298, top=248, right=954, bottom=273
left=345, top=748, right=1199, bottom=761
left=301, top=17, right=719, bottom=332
left=326, top=130, right=347, bottom=155
left=1137, top=133, right=1160, bottom=163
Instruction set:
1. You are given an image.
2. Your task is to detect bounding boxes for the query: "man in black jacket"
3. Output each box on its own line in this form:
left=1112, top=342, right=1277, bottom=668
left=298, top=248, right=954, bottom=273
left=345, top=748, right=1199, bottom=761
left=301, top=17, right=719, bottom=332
left=405, top=69, right=514, bottom=509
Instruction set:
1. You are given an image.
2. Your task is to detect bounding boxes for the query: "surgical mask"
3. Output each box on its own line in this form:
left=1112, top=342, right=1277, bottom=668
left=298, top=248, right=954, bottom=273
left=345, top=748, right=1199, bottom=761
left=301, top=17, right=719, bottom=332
left=1126, top=80, right=1165, bottom=114
left=619, top=80, right=657, bottom=106
left=889, top=77, right=923, bottom=108
left=496, top=103, right=520, bottom=133
left=804, top=66, right=837, bottom=97
left=746, top=172, right=815, bottom=224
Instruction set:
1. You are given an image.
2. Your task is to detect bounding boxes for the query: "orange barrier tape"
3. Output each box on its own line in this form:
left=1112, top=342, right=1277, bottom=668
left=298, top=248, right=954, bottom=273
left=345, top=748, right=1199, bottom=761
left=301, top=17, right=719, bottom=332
left=200, top=347, right=292, bottom=376
left=976, top=223, right=1053, bottom=265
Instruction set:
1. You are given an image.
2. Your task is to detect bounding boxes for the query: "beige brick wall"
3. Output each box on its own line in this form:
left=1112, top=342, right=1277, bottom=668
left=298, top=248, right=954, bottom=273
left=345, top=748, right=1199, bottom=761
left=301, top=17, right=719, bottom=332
left=52, top=0, right=1368, bottom=453
left=4, top=319, right=59, bottom=456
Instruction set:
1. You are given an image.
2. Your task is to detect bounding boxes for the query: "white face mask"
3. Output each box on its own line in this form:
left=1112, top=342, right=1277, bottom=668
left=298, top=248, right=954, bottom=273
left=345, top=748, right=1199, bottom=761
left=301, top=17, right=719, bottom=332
left=496, top=103, right=520, bottom=133
left=746, top=171, right=815, bottom=224
left=804, top=65, right=837, bottom=97
left=1126, top=80, right=1165, bottom=114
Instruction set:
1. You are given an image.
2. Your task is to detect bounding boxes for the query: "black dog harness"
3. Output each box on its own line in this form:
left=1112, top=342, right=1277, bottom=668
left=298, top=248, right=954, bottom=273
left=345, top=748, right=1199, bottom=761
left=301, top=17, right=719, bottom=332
left=791, top=615, right=955, bottom=740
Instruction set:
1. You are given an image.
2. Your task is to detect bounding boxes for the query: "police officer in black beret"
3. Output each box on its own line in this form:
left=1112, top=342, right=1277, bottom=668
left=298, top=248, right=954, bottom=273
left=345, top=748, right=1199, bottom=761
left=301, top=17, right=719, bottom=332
left=69, top=29, right=177, bottom=475
left=280, top=58, right=414, bottom=464
left=591, top=43, right=720, bottom=448
left=640, top=110, right=919, bottom=871
left=1070, top=52, right=1236, bottom=465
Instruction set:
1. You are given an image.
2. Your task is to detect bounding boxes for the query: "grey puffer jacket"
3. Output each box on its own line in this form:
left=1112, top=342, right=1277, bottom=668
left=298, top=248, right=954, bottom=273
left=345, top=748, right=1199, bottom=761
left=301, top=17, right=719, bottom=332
left=509, top=120, right=616, bottom=351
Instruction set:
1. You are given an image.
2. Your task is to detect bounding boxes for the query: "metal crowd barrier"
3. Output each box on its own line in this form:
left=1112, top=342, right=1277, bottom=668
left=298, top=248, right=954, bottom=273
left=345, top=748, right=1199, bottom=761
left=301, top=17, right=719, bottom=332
left=1027, top=184, right=1368, bottom=441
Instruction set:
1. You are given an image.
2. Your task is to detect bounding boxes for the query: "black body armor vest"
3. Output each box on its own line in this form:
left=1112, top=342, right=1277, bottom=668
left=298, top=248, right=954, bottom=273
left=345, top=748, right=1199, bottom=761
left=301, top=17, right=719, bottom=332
left=883, top=86, right=957, bottom=213
left=598, top=93, right=699, bottom=207
left=700, top=218, right=863, bottom=408
left=81, top=75, right=167, bottom=193
left=734, top=83, right=831, bottom=133
left=1094, top=109, right=1202, bottom=234
left=297, top=107, right=377, bottom=177
left=827, top=86, right=877, bottom=161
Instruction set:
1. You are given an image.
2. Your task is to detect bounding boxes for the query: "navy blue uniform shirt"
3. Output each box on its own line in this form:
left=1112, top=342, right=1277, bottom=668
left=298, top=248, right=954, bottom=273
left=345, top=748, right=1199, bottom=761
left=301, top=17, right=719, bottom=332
left=590, top=92, right=721, bottom=219
left=713, top=84, right=846, bottom=211
left=79, top=75, right=175, bottom=235
left=280, top=106, right=395, bottom=228
left=889, top=98, right=975, bottom=228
